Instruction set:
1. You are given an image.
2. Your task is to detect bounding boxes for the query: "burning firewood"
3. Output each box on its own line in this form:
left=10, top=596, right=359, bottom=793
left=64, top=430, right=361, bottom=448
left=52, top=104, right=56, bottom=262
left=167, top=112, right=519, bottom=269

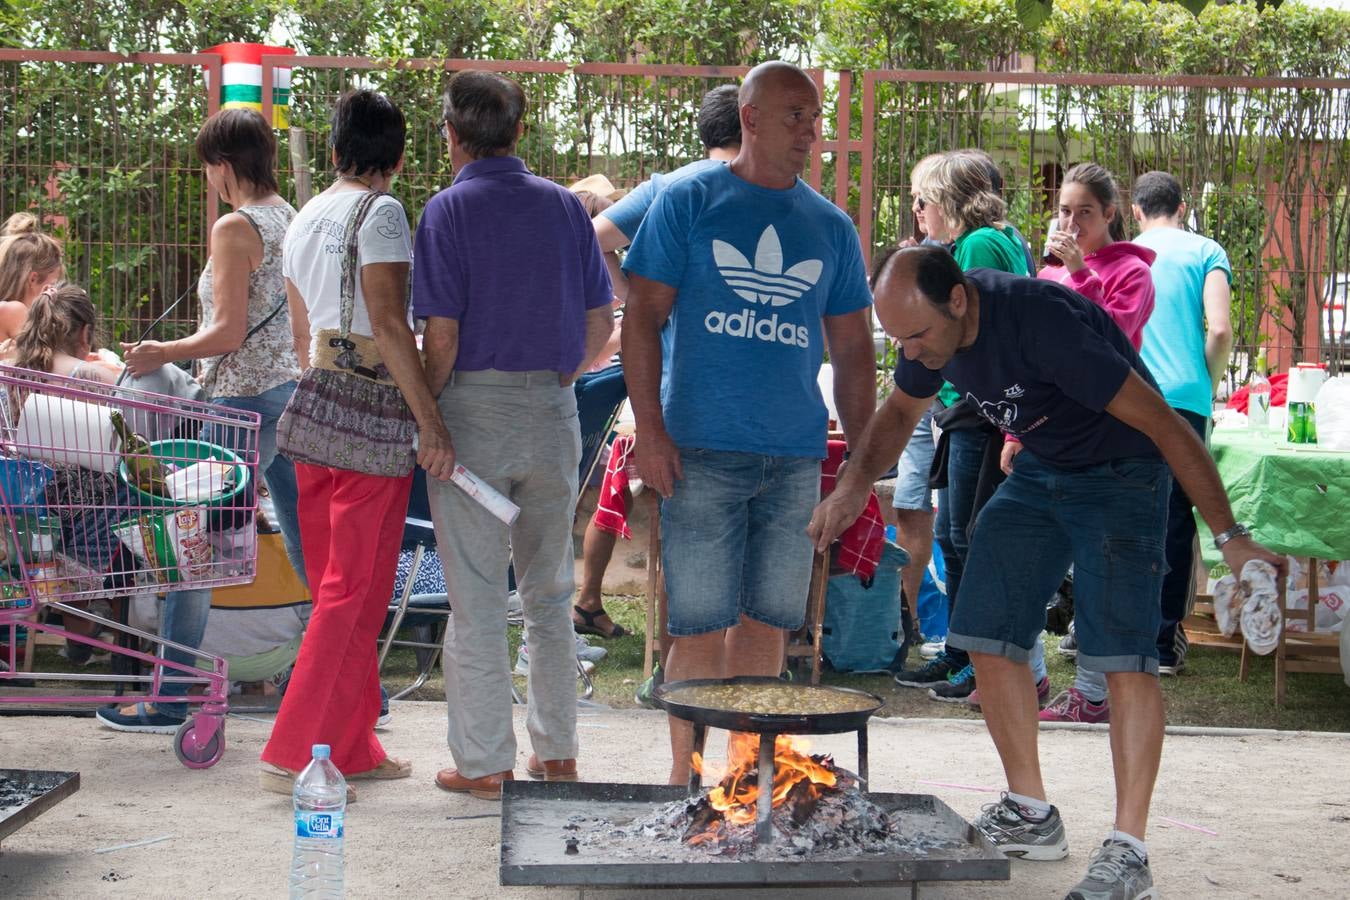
left=682, top=796, right=725, bottom=844
left=785, top=777, right=821, bottom=826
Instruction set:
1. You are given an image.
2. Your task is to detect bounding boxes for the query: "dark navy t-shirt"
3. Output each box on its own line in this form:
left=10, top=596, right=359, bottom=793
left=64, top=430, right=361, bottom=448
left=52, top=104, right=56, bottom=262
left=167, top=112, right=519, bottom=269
left=893, top=268, right=1161, bottom=468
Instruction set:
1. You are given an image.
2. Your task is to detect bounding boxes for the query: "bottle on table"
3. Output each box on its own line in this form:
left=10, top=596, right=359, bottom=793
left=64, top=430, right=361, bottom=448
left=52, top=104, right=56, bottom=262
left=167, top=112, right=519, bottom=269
left=1286, top=362, right=1327, bottom=445
left=1248, top=351, right=1271, bottom=431
left=289, top=743, right=346, bottom=898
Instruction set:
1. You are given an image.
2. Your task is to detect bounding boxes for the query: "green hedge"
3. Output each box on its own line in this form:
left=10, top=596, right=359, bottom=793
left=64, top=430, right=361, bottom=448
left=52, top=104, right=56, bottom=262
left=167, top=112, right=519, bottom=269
left=2, top=0, right=1349, bottom=364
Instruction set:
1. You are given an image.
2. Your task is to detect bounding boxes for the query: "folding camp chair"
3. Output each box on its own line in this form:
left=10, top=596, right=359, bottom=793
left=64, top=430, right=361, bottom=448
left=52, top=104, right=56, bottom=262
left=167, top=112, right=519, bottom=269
left=573, top=364, right=629, bottom=510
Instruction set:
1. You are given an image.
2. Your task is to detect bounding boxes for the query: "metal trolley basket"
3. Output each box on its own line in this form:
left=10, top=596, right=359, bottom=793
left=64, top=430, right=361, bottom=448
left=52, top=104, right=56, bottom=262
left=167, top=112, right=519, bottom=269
left=0, top=365, right=260, bottom=768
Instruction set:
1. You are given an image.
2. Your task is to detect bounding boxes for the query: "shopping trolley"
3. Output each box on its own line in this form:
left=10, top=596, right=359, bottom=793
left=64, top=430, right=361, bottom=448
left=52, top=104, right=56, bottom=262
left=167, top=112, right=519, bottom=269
left=0, top=365, right=260, bottom=768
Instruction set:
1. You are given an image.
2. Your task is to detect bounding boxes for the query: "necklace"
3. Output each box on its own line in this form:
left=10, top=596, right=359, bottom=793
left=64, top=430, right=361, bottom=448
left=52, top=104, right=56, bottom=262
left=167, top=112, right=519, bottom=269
left=340, top=174, right=374, bottom=189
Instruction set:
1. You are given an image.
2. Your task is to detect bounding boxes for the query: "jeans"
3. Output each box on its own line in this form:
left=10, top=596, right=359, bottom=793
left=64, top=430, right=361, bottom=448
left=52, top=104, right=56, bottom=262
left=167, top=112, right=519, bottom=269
left=1156, top=410, right=1209, bottom=665
left=1073, top=409, right=1207, bottom=700
left=935, top=427, right=989, bottom=670
left=893, top=407, right=935, bottom=512
left=1030, top=637, right=1047, bottom=683
left=661, top=450, right=820, bottom=636
left=950, top=452, right=1169, bottom=674
left=159, top=381, right=304, bottom=715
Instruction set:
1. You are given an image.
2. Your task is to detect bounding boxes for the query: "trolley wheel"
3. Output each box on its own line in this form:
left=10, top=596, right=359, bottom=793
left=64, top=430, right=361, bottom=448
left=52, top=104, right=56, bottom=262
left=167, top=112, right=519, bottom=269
left=174, top=718, right=225, bottom=769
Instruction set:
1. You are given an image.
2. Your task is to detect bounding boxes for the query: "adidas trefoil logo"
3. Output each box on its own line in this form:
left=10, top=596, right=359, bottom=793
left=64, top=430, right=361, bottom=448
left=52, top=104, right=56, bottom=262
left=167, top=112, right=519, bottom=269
left=713, top=225, right=823, bottom=307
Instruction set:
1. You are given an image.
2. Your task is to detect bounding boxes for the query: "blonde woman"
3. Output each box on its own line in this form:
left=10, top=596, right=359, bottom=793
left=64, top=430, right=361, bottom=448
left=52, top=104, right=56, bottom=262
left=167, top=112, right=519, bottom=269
left=891, top=151, right=1028, bottom=705
left=913, top=152, right=1028, bottom=275
left=0, top=215, right=64, bottom=342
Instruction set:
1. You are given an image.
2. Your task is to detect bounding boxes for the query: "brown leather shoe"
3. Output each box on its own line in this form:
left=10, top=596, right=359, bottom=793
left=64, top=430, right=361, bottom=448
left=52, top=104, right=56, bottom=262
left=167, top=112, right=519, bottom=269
left=526, top=754, right=578, bottom=781
left=434, top=767, right=513, bottom=800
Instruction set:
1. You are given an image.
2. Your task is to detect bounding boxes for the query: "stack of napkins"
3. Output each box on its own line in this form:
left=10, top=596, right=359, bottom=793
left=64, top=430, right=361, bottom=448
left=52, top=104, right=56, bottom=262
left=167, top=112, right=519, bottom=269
left=165, top=460, right=235, bottom=503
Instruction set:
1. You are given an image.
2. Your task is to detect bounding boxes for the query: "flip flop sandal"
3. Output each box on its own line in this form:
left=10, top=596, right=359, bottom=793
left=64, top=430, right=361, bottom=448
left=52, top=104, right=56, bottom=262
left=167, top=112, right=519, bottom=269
left=572, top=604, right=628, bottom=639
left=348, top=756, right=412, bottom=780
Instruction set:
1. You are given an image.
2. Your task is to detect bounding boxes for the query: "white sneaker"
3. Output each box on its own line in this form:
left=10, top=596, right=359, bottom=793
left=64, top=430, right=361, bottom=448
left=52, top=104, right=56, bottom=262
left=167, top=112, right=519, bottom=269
left=575, top=635, right=607, bottom=663
left=514, top=645, right=596, bottom=677
left=919, top=639, right=946, bottom=660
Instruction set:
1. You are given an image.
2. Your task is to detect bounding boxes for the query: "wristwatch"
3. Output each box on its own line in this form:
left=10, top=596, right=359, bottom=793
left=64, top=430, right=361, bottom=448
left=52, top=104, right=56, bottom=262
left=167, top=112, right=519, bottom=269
left=1213, top=523, right=1252, bottom=550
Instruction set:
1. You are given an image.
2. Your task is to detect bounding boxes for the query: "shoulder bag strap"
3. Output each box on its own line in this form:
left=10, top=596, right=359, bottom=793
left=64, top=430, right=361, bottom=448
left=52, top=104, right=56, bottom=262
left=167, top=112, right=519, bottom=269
left=338, top=190, right=385, bottom=338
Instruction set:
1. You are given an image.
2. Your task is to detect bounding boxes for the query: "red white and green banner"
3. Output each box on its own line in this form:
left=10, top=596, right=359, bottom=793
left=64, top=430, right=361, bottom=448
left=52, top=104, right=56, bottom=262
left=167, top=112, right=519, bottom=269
left=203, top=43, right=296, bottom=128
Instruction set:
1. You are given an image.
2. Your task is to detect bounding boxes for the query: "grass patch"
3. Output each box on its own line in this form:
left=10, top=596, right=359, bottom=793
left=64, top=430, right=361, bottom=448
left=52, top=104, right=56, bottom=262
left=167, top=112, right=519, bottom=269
left=13, top=593, right=1349, bottom=732
left=383, top=595, right=1350, bottom=732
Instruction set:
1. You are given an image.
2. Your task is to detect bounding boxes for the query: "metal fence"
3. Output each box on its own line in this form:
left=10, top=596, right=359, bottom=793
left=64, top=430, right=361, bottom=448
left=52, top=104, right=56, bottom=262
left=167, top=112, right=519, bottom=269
left=0, top=50, right=220, bottom=341
left=850, top=69, right=1350, bottom=380
left=2, top=50, right=1347, bottom=380
left=259, top=57, right=828, bottom=230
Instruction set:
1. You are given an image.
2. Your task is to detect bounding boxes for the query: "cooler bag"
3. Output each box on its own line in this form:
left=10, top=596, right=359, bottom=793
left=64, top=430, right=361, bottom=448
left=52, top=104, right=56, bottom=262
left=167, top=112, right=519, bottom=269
left=822, top=542, right=908, bottom=673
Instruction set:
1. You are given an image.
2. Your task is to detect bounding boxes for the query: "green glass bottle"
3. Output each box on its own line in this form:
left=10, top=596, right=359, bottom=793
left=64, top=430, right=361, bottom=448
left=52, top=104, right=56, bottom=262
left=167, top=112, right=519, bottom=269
left=109, top=410, right=169, bottom=497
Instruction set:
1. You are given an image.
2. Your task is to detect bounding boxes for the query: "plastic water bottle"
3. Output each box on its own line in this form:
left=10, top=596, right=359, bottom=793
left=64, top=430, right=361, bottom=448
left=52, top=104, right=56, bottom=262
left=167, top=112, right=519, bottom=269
left=1248, top=351, right=1271, bottom=430
left=289, top=744, right=345, bottom=898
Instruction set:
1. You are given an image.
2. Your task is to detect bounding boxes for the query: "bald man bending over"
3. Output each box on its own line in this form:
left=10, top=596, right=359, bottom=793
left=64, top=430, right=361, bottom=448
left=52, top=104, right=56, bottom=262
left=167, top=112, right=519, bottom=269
left=810, top=246, right=1280, bottom=900
left=621, top=61, right=876, bottom=784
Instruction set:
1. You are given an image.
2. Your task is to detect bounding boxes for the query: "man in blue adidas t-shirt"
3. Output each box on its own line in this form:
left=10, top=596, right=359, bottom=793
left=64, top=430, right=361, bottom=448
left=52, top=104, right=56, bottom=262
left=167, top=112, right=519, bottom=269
left=623, top=61, right=876, bottom=785
left=569, top=83, right=742, bottom=647
left=809, top=247, right=1280, bottom=900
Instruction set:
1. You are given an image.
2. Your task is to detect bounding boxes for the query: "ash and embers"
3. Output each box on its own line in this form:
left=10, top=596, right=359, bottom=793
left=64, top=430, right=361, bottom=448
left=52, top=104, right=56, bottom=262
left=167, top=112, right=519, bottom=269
left=567, top=768, right=975, bottom=863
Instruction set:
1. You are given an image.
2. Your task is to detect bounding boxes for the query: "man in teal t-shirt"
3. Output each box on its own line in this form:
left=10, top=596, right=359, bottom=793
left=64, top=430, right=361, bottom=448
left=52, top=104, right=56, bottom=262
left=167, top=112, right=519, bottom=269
left=593, top=83, right=742, bottom=293
left=622, top=62, right=875, bottom=785
left=1131, top=170, right=1233, bottom=673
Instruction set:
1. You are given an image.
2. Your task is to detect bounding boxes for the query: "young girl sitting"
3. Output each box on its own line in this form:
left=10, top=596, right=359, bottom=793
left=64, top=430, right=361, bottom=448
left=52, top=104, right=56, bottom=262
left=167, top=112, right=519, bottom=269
left=0, top=215, right=65, bottom=344
left=7, top=283, right=125, bottom=658
left=12, top=283, right=120, bottom=384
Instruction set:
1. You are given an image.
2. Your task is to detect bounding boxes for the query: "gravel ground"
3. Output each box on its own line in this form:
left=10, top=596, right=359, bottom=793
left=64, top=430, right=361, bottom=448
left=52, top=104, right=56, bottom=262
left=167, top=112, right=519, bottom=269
left=1, top=703, right=1346, bottom=898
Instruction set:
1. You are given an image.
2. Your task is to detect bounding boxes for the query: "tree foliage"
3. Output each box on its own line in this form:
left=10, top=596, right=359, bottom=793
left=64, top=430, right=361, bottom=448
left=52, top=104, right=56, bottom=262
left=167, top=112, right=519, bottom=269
left=1, top=0, right=1349, bottom=364
left=820, top=0, right=1350, bottom=372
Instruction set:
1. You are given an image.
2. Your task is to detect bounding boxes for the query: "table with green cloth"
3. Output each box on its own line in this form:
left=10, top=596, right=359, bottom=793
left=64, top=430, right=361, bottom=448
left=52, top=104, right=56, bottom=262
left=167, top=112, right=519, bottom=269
left=1196, top=427, right=1350, bottom=703
left=1198, top=427, right=1350, bottom=569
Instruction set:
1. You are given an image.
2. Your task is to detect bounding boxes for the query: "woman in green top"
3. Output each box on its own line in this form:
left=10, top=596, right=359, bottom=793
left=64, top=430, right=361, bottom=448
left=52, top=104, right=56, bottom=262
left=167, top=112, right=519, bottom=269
left=914, top=152, right=1028, bottom=276
left=897, top=150, right=1027, bottom=706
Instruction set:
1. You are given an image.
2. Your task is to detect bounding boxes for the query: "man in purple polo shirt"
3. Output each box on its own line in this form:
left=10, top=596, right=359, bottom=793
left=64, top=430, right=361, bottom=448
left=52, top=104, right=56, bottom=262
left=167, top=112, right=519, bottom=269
left=413, top=70, right=614, bottom=799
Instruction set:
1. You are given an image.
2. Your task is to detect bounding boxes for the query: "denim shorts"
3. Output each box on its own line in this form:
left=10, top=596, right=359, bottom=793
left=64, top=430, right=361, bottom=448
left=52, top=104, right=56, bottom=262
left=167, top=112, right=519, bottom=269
left=660, top=449, right=820, bottom=636
left=947, top=452, right=1169, bottom=674
left=893, top=406, right=935, bottom=512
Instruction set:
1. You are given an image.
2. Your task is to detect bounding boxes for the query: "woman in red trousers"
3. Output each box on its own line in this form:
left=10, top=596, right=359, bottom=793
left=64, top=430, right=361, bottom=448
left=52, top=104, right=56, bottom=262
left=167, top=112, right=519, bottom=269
left=258, top=89, right=453, bottom=799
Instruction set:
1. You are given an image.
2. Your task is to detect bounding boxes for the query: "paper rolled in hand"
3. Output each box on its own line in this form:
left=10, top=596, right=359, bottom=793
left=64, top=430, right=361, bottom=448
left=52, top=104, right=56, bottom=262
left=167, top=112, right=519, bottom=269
left=450, top=465, right=520, bottom=526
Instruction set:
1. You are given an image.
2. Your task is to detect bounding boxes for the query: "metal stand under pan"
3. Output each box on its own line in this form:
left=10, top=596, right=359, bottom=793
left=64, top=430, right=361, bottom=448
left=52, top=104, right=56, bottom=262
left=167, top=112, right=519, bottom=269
left=0, top=769, right=80, bottom=847
left=499, top=781, right=1010, bottom=894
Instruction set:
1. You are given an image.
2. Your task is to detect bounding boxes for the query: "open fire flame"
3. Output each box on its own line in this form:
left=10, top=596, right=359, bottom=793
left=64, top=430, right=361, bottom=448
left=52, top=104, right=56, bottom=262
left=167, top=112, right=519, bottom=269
left=690, top=733, right=837, bottom=831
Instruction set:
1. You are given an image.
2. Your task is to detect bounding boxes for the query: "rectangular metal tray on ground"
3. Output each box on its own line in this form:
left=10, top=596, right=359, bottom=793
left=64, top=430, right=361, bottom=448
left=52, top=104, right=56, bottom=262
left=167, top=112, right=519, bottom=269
left=0, top=769, right=80, bottom=845
left=500, top=781, right=1009, bottom=888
